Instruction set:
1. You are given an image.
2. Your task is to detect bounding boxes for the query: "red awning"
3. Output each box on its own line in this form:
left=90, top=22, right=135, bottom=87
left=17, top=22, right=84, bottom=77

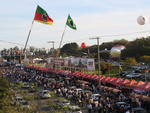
left=104, top=77, right=112, bottom=83
left=113, top=78, right=124, bottom=86
left=125, top=80, right=138, bottom=88
left=120, top=79, right=131, bottom=86
left=107, top=77, right=117, bottom=84
left=91, top=75, right=99, bottom=81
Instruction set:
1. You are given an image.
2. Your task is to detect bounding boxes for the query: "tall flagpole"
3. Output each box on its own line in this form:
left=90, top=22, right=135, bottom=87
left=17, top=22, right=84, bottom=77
left=23, top=20, right=34, bottom=61
left=57, top=24, right=67, bottom=58
left=24, top=20, right=34, bottom=52
left=59, top=24, right=67, bottom=49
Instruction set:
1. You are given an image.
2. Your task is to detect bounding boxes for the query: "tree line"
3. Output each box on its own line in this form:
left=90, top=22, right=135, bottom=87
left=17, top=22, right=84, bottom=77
left=60, top=37, right=150, bottom=64
left=1, top=37, right=150, bottom=64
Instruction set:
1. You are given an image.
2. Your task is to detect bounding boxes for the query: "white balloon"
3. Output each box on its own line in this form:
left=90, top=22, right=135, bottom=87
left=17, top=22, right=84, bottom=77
left=112, top=45, right=125, bottom=51
left=137, top=16, right=146, bottom=25
left=110, top=48, right=121, bottom=57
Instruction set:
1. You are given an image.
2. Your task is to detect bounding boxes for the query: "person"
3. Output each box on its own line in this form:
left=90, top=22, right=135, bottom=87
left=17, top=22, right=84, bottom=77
left=76, top=109, right=82, bottom=113
left=126, top=109, right=131, bottom=113
left=87, top=103, right=92, bottom=113
left=98, top=103, right=102, bottom=113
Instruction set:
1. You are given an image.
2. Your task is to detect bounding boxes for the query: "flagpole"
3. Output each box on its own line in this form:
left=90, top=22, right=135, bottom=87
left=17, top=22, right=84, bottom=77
left=57, top=24, right=67, bottom=58
left=24, top=20, right=34, bottom=52
left=59, top=24, right=67, bottom=49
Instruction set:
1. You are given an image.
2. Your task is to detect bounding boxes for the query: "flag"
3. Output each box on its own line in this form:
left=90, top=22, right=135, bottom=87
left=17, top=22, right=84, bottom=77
left=66, top=14, right=76, bottom=30
left=34, top=5, right=53, bottom=25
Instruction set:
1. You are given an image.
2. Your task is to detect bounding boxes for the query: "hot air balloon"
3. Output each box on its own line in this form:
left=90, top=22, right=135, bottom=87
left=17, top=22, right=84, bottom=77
left=137, top=16, right=147, bottom=25
left=81, top=42, right=86, bottom=48
left=110, top=45, right=125, bottom=57
left=110, top=48, right=121, bottom=57
left=112, top=45, right=125, bottom=51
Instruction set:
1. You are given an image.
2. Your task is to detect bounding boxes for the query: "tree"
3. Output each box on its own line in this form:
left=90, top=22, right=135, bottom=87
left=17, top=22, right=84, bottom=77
left=61, top=42, right=79, bottom=56
left=122, top=37, right=150, bottom=59
left=87, top=39, right=128, bottom=60
left=29, top=46, right=35, bottom=53
left=100, top=61, right=112, bottom=74
left=140, top=56, right=150, bottom=64
left=124, top=57, right=137, bottom=66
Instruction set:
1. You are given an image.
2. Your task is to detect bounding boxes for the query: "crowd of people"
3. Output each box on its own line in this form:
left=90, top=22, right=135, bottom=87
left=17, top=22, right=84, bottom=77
left=0, top=65, right=150, bottom=113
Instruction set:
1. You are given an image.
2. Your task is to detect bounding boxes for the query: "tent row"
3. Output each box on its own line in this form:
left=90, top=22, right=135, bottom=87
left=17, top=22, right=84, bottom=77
left=26, top=66, right=150, bottom=91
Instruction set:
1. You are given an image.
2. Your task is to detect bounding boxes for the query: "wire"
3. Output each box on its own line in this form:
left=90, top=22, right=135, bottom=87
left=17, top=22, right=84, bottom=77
left=63, top=30, right=150, bottom=44
left=0, top=40, right=24, bottom=47
left=100, top=30, right=150, bottom=37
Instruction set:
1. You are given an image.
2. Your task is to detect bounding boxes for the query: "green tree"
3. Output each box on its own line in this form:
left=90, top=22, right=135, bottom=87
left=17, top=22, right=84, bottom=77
left=100, top=61, right=112, bottom=74
left=140, top=55, right=150, bottom=64
left=122, top=37, right=150, bottom=59
left=124, top=57, right=137, bottom=66
left=61, top=42, right=79, bottom=56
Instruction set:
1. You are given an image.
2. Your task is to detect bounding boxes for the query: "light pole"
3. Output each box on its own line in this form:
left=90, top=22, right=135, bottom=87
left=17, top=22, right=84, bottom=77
left=89, top=37, right=101, bottom=86
left=47, top=41, right=55, bottom=56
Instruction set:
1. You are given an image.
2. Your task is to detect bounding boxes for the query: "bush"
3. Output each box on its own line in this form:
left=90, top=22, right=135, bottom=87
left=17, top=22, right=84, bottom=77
left=124, top=58, right=137, bottom=66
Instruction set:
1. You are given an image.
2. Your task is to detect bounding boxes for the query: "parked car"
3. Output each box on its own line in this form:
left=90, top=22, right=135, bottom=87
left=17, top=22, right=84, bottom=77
left=15, top=96, right=24, bottom=104
left=74, top=88, right=83, bottom=93
left=126, top=73, right=142, bottom=78
left=131, top=107, right=147, bottom=113
left=28, top=86, right=36, bottom=93
left=69, top=86, right=76, bottom=90
left=119, top=71, right=130, bottom=77
left=39, top=90, right=51, bottom=99
left=91, top=94, right=100, bottom=100
left=114, top=102, right=131, bottom=112
left=20, top=100, right=30, bottom=109
left=22, top=82, right=30, bottom=89
left=66, top=105, right=82, bottom=113
left=57, top=99, right=70, bottom=107
left=133, top=89, right=147, bottom=95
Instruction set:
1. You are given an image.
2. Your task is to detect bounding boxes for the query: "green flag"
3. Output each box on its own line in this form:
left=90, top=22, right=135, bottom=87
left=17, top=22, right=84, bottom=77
left=66, top=14, right=77, bottom=30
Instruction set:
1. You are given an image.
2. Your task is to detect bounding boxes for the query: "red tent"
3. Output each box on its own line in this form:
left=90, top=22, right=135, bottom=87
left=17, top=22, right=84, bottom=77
left=81, top=73, right=89, bottom=78
left=85, top=74, right=93, bottom=79
left=90, top=75, right=98, bottom=81
left=93, top=76, right=101, bottom=82
left=134, top=81, right=146, bottom=90
left=120, top=79, right=131, bottom=86
left=104, top=77, right=112, bottom=83
left=135, top=81, right=145, bottom=87
left=63, top=71, right=71, bottom=76
left=108, top=77, right=119, bottom=84
left=125, top=80, right=138, bottom=88
left=107, top=77, right=118, bottom=84
left=144, top=83, right=150, bottom=91
left=113, top=78, right=124, bottom=86
left=74, top=72, right=82, bottom=77
left=99, top=76, right=106, bottom=82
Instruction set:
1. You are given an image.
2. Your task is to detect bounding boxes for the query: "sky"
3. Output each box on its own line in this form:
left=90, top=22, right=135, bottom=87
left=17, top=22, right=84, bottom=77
left=1, top=0, right=150, bottom=50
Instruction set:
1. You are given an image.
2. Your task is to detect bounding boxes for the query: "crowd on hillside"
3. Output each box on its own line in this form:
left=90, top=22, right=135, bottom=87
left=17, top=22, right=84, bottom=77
left=0, top=65, right=150, bottom=113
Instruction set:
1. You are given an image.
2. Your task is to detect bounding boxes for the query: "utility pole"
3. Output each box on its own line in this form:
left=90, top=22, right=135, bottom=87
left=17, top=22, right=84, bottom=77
left=89, top=37, right=101, bottom=86
left=47, top=41, right=55, bottom=69
left=47, top=41, right=55, bottom=56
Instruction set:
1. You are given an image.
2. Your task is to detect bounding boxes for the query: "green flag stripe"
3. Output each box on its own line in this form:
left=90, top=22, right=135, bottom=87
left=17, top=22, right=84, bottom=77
left=36, top=5, right=48, bottom=15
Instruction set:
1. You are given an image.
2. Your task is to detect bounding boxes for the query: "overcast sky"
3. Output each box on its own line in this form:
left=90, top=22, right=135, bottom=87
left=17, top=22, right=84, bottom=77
left=1, top=0, right=150, bottom=50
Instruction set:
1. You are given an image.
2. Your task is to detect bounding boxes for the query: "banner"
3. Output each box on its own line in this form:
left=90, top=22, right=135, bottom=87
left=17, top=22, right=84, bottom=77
left=87, top=59, right=95, bottom=70
left=46, top=57, right=95, bottom=70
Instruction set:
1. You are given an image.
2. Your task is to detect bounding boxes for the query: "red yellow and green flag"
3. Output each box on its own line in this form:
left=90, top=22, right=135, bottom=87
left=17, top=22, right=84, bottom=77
left=34, top=5, right=53, bottom=25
